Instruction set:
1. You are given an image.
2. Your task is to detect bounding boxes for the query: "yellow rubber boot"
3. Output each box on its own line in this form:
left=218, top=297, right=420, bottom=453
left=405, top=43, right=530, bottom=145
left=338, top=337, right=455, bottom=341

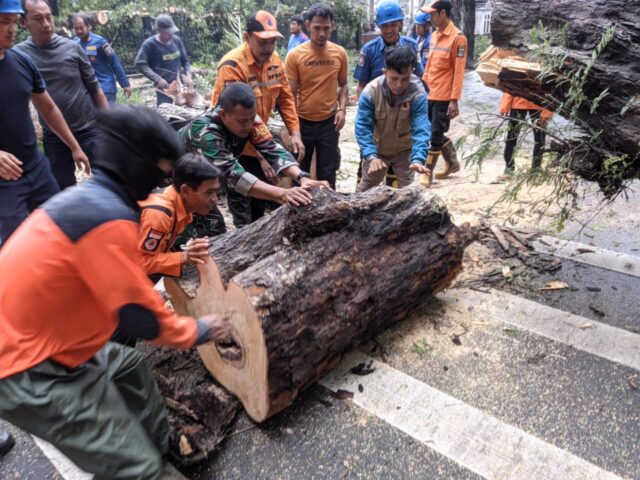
left=435, top=140, right=460, bottom=180
left=419, top=150, right=440, bottom=188
left=385, top=164, right=398, bottom=188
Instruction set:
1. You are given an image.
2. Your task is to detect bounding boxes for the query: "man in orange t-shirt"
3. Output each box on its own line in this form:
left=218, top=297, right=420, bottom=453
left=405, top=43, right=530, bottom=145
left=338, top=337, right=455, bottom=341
left=285, top=3, right=349, bottom=188
left=419, top=0, right=467, bottom=187
left=210, top=11, right=305, bottom=225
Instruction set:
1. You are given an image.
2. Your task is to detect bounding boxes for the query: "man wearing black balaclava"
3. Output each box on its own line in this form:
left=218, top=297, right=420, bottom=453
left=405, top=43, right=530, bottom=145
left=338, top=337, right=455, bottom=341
left=0, top=105, right=231, bottom=478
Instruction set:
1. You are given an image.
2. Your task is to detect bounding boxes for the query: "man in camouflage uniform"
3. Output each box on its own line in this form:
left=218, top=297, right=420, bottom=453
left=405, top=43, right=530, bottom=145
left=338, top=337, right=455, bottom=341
left=177, top=82, right=327, bottom=240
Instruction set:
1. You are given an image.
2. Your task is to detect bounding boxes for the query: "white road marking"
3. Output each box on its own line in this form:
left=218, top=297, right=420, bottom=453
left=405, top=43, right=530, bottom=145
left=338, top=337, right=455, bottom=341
left=438, top=288, right=640, bottom=371
left=532, top=236, right=640, bottom=278
left=320, top=351, right=623, bottom=480
left=31, top=436, right=92, bottom=479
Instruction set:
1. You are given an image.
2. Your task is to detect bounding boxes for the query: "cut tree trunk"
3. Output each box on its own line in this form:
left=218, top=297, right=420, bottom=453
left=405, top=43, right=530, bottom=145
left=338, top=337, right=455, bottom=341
left=165, top=186, right=476, bottom=422
left=488, top=0, right=640, bottom=183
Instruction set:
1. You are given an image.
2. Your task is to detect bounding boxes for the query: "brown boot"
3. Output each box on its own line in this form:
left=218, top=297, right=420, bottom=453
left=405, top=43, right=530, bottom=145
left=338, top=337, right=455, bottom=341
left=419, top=150, right=440, bottom=188
left=435, top=140, right=460, bottom=179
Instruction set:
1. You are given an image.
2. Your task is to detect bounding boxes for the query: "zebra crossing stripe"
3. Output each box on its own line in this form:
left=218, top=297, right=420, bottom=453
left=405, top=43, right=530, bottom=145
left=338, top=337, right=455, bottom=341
left=320, top=351, right=623, bottom=480
left=437, top=288, right=640, bottom=371
left=532, top=236, right=640, bottom=278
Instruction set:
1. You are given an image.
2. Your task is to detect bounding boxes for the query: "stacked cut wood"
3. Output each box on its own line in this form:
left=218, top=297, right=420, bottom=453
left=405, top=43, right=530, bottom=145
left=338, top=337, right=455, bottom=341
left=477, top=0, right=639, bottom=187
left=165, top=186, right=476, bottom=422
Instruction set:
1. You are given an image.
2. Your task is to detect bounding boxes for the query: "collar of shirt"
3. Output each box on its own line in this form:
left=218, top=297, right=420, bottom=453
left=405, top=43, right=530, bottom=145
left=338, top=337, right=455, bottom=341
left=440, top=21, right=455, bottom=37
left=165, top=186, right=192, bottom=225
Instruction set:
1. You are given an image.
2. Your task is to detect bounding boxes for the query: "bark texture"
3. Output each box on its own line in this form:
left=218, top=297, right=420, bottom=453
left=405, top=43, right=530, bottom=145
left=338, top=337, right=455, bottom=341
left=165, top=186, right=476, bottom=422
left=490, top=0, right=640, bottom=182
left=451, top=0, right=477, bottom=68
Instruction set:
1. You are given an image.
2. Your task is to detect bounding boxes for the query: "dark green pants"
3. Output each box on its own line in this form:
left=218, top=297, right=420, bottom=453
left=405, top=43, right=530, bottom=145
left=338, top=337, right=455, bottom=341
left=0, top=343, right=170, bottom=479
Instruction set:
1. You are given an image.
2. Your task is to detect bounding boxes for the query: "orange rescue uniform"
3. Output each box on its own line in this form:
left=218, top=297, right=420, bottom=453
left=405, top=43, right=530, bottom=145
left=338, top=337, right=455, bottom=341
left=498, top=93, right=553, bottom=119
left=423, top=21, right=467, bottom=101
left=284, top=41, right=349, bottom=121
left=0, top=208, right=197, bottom=380
left=210, top=43, right=299, bottom=156
left=138, top=186, right=192, bottom=277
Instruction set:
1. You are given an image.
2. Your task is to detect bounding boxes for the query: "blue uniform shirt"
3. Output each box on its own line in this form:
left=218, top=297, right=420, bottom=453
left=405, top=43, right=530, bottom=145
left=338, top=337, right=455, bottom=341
left=417, top=31, right=431, bottom=68
left=287, top=32, right=309, bottom=53
left=74, top=33, right=129, bottom=94
left=353, top=35, right=424, bottom=85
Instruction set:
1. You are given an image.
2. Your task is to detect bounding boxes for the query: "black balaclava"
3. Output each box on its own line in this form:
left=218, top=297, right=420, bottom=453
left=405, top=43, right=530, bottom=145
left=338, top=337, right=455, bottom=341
left=91, top=105, right=184, bottom=200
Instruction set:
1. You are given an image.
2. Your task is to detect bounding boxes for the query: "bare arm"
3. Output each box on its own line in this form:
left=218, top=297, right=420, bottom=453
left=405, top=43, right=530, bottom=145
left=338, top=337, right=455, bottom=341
left=31, top=91, right=91, bottom=174
left=92, top=89, right=110, bottom=109
left=289, top=78, right=299, bottom=107
left=334, top=79, right=349, bottom=131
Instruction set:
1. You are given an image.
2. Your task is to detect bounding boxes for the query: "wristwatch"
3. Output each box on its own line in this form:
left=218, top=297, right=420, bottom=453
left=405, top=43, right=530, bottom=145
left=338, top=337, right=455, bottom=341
left=296, top=171, right=311, bottom=183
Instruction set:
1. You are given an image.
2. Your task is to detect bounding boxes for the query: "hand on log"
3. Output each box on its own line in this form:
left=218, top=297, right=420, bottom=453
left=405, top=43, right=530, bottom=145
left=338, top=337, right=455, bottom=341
left=165, top=186, right=477, bottom=422
left=199, top=313, right=233, bottom=343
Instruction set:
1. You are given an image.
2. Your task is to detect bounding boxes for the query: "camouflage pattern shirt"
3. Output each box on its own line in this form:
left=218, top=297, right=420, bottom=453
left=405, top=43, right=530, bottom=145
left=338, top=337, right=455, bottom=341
left=179, top=109, right=297, bottom=196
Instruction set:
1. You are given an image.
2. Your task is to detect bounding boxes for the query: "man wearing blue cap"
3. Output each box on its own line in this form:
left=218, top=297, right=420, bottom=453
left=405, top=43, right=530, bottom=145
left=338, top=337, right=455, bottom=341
left=414, top=11, right=432, bottom=68
left=354, top=0, right=422, bottom=97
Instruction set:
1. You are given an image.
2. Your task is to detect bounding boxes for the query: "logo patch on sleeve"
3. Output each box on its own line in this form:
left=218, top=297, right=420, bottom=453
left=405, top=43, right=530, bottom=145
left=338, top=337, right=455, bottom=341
left=457, top=46, right=465, bottom=58
left=250, top=121, right=272, bottom=143
left=102, top=44, right=114, bottom=56
left=143, top=229, right=165, bottom=252
left=357, top=53, right=366, bottom=67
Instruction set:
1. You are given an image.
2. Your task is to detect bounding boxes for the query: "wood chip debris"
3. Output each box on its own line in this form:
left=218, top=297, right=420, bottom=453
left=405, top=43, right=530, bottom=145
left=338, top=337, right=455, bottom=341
left=502, top=265, right=513, bottom=278
left=538, top=280, right=569, bottom=291
left=331, top=389, right=354, bottom=400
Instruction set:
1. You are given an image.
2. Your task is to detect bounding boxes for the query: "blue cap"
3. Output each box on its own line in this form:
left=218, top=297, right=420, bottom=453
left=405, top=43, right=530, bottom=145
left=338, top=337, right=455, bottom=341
left=375, top=1, right=404, bottom=26
left=415, top=11, right=431, bottom=25
left=0, top=0, right=24, bottom=14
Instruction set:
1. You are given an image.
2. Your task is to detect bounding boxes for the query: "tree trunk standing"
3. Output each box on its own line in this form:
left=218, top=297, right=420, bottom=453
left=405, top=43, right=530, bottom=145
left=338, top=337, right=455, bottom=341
left=165, top=186, right=476, bottom=422
left=490, top=0, right=640, bottom=182
left=451, top=0, right=476, bottom=68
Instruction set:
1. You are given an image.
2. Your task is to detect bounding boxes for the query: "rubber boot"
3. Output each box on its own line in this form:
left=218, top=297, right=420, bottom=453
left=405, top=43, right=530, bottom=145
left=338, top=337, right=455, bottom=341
left=385, top=164, right=398, bottom=189
left=419, top=150, right=440, bottom=188
left=435, top=140, right=460, bottom=179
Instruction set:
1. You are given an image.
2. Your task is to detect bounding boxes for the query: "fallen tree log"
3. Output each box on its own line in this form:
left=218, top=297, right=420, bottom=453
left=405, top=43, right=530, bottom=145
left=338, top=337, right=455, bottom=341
left=165, top=186, right=476, bottom=422
left=485, top=0, right=640, bottom=185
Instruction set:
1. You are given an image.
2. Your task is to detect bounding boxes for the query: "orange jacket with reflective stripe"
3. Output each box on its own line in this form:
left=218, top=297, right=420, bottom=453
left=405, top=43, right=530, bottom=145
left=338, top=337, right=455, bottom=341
left=498, top=93, right=553, bottom=119
left=0, top=176, right=198, bottom=379
left=423, top=21, right=467, bottom=101
left=210, top=43, right=299, bottom=157
left=138, top=186, right=192, bottom=277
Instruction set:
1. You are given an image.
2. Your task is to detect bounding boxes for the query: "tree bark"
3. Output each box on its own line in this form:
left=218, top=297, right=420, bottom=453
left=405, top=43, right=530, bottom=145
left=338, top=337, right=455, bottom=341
left=489, top=0, right=640, bottom=182
left=165, top=186, right=476, bottom=422
left=451, top=0, right=476, bottom=68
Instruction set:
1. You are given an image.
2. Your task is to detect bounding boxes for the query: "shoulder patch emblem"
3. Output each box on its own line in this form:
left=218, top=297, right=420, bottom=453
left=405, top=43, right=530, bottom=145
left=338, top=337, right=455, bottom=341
left=143, top=229, right=165, bottom=252
left=457, top=46, right=465, bottom=58
left=358, top=53, right=366, bottom=67
left=103, top=44, right=114, bottom=56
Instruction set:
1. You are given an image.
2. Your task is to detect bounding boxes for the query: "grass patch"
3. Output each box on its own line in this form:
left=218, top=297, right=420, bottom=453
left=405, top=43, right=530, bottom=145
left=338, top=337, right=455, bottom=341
left=411, top=338, right=433, bottom=357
